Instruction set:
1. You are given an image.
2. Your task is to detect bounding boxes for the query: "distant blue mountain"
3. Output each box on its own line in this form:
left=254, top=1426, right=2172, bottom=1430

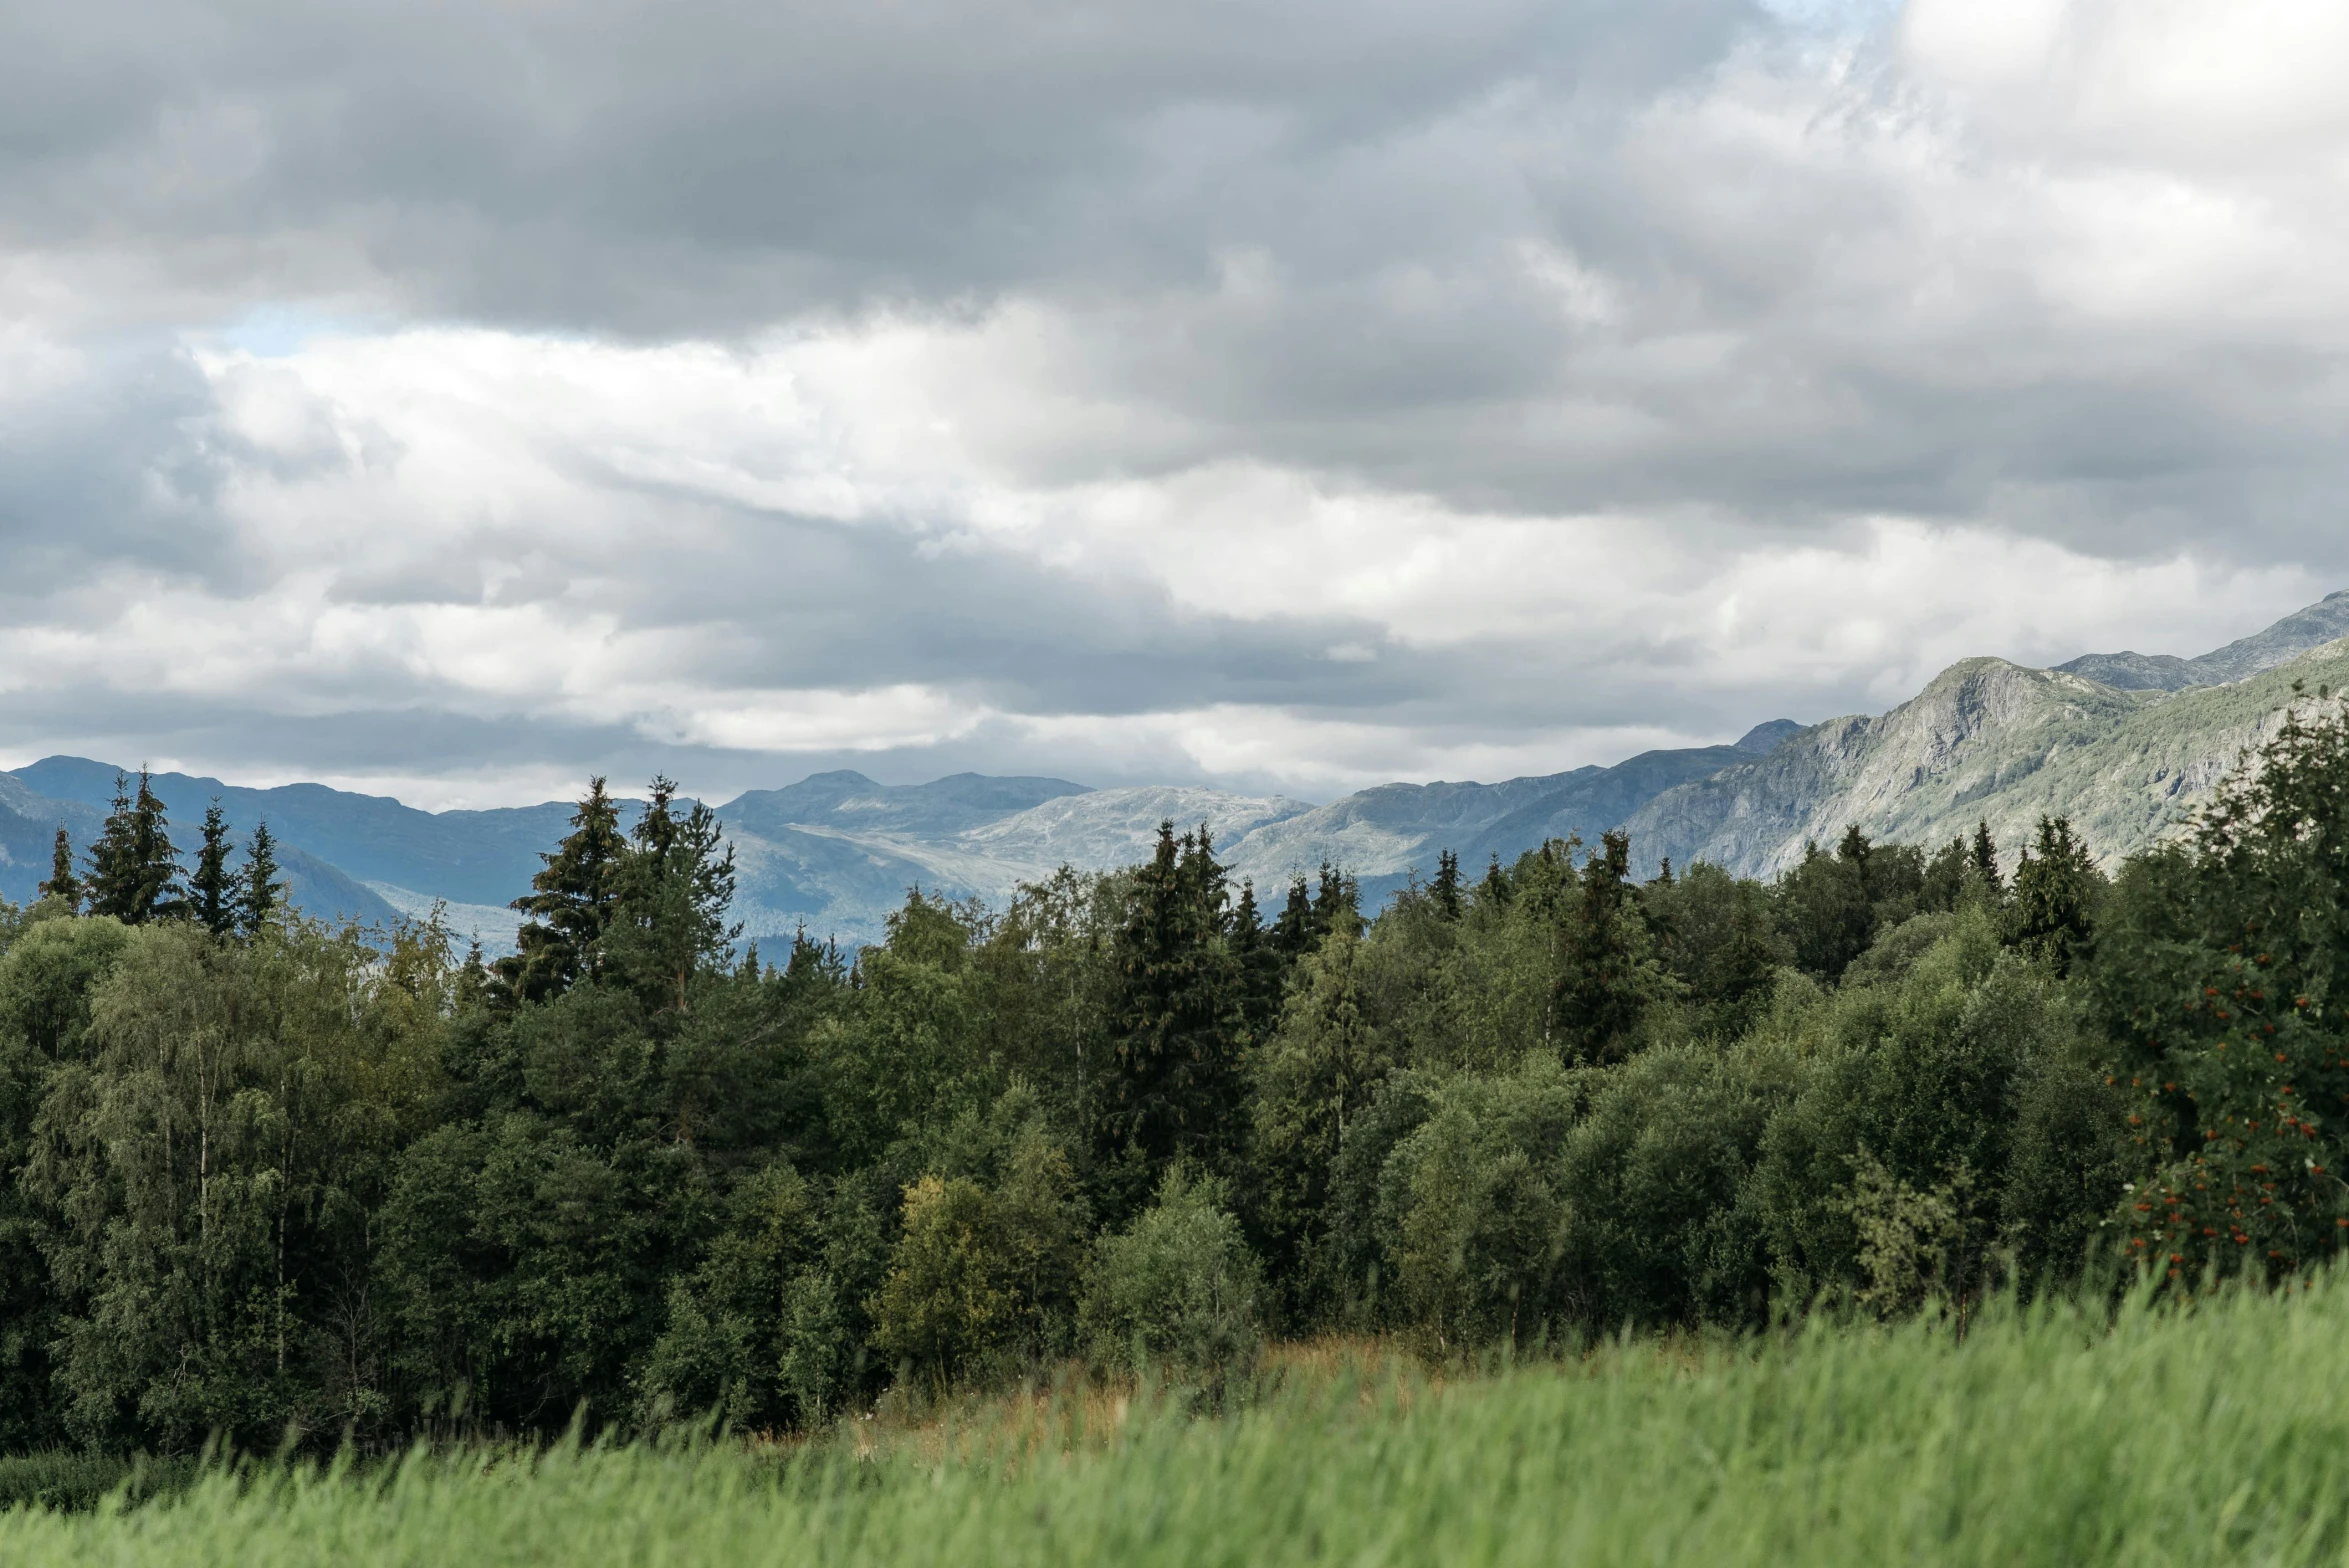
left=0, top=725, right=1800, bottom=949
left=9, top=757, right=580, bottom=910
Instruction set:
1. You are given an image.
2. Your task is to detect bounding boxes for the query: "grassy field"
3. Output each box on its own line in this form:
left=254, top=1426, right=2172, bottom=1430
left=9, top=1276, right=2349, bottom=1566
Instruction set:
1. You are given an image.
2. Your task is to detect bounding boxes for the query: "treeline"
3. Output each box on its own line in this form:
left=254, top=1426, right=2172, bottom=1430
left=2, top=713, right=2347, bottom=1452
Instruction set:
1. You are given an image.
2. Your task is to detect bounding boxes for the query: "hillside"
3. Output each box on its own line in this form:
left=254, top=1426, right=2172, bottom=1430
left=1624, top=637, right=2349, bottom=876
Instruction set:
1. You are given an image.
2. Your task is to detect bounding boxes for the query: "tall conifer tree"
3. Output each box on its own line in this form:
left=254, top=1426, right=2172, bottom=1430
left=1103, top=822, right=1245, bottom=1181
left=189, top=800, right=243, bottom=937
left=37, top=827, right=82, bottom=910
left=1970, top=819, right=2003, bottom=896
left=239, top=820, right=285, bottom=935
left=500, top=776, right=627, bottom=1002
left=607, top=775, right=739, bottom=1009
left=85, top=770, right=184, bottom=925
left=1552, top=830, right=1656, bottom=1064
left=1431, top=849, right=1463, bottom=920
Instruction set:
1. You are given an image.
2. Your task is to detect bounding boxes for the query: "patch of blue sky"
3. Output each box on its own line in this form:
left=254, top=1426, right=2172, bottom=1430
left=1757, top=0, right=1904, bottom=37
left=206, top=304, right=359, bottom=359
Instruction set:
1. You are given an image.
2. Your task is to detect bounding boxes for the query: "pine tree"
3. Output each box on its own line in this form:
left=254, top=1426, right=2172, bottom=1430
left=239, top=820, right=285, bottom=935
left=37, top=826, right=82, bottom=910
left=189, top=799, right=243, bottom=937
left=84, top=770, right=185, bottom=925
left=498, top=777, right=627, bottom=1003
left=1431, top=849, right=1463, bottom=920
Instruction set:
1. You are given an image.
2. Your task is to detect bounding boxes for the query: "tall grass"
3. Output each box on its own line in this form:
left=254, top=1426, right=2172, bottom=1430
left=10, top=1273, right=2349, bottom=1565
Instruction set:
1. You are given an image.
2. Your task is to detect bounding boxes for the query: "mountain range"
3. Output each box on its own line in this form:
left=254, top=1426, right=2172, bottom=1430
left=5, top=595, right=2348, bottom=948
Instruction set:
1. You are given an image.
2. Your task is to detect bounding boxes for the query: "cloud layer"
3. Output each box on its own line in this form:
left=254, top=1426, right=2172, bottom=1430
left=0, top=0, right=2343, bottom=807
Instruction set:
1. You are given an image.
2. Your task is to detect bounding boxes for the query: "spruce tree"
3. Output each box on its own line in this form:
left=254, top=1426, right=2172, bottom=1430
left=1480, top=853, right=1511, bottom=909
left=499, top=777, right=627, bottom=1003
left=1272, top=875, right=1315, bottom=960
left=1970, top=819, right=2003, bottom=896
left=1229, top=878, right=1286, bottom=1036
left=189, top=799, right=243, bottom=937
left=1552, top=830, right=1656, bottom=1063
left=84, top=770, right=185, bottom=925
left=37, top=827, right=82, bottom=910
left=606, top=775, right=740, bottom=1010
left=2011, top=814, right=2099, bottom=976
left=1431, top=849, right=1463, bottom=920
left=239, top=820, right=285, bottom=935
left=1102, top=822, right=1245, bottom=1183
left=1311, top=861, right=1362, bottom=943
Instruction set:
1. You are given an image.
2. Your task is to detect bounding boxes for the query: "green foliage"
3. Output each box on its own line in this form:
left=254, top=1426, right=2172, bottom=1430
left=189, top=800, right=241, bottom=938
left=869, top=1123, right=1085, bottom=1392
left=33, top=706, right=2349, bottom=1452
left=1077, top=1167, right=1262, bottom=1388
left=29, top=921, right=445, bottom=1448
left=1646, top=859, right=1787, bottom=1039
left=36, top=828, right=81, bottom=912
left=1101, top=825, right=1245, bottom=1187
left=1375, top=1059, right=1580, bottom=1351
left=239, top=821, right=284, bottom=936
left=2009, top=814, right=2102, bottom=976
left=1243, top=927, right=1392, bottom=1320
left=83, top=770, right=184, bottom=927
left=2086, top=697, right=2349, bottom=1283
left=1551, top=831, right=1669, bottom=1064
left=500, top=777, right=628, bottom=1004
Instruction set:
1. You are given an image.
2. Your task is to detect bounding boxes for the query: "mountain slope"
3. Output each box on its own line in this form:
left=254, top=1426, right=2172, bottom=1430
left=0, top=771, right=402, bottom=927
left=1624, top=639, right=2349, bottom=877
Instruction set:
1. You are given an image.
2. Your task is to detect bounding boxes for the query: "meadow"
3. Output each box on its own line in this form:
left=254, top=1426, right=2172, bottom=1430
left=7, top=1272, right=2349, bottom=1568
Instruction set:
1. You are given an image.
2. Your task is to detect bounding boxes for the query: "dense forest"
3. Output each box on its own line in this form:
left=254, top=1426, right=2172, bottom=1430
left=4, top=704, right=2349, bottom=1455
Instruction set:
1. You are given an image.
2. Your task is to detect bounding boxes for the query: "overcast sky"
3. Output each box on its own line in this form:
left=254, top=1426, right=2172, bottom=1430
left=2, top=0, right=2344, bottom=808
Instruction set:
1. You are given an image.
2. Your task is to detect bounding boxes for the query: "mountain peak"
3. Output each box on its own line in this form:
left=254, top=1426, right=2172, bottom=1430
left=1734, top=720, right=1804, bottom=755
left=2055, top=590, right=2349, bottom=693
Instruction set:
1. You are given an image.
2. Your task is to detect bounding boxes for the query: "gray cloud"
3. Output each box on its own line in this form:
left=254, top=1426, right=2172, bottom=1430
left=1, top=0, right=2346, bottom=806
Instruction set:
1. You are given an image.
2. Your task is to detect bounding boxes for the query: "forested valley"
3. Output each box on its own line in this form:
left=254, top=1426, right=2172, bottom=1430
left=4, top=704, right=2348, bottom=1458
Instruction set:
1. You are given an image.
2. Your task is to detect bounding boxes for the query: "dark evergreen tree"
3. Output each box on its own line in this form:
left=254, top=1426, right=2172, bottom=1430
left=84, top=770, right=184, bottom=925
left=1272, top=875, right=1316, bottom=961
left=1479, top=852, right=1511, bottom=909
left=499, top=777, right=627, bottom=1003
left=239, top=820, right=285, bottom=935
left=2010, top=814, right=2099, bottom=977
left=1970, top=819, right=2003, bottom=896
left=1102, top=823, right=1245, bottom=1182
left=607, top=776, right=740, bottom=1010
left=1311, top=862, right=1363, bottom=944
left=1431, top=849, right=1463, bottom=920
left=1553, top=830, right=1656, bottom=1063
left=189, top=800, right=242, bottom=937
left=1920, top=836, right=1969, bottom=912
left=1229, top=878, right=1286, bottom=1037
left=37, top=827, right=82, bottom=910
